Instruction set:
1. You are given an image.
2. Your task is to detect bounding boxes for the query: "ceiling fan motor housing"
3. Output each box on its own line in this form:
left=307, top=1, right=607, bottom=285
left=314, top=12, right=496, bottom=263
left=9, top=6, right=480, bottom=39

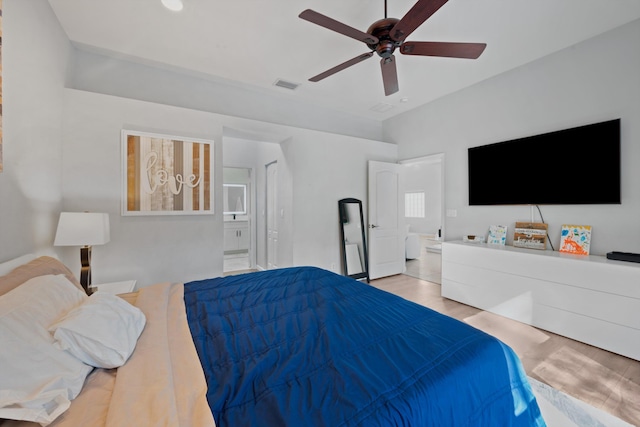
left=367, top=18, right=401, bottom=58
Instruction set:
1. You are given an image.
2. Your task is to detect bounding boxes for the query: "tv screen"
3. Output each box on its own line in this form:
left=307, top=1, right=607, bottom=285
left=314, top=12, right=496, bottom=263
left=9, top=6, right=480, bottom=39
left=468, top=119, right=621, bottom=205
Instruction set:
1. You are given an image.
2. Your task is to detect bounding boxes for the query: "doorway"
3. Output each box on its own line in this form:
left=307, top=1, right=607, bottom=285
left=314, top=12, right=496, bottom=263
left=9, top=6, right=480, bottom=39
left=399, top=154, right=444, bottom=284
left=223, top=167, right=253, bottom=273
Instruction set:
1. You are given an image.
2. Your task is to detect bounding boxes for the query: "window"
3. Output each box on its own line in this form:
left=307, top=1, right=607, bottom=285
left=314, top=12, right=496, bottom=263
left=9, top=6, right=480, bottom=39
left=405, top=192, right=425, bottom=218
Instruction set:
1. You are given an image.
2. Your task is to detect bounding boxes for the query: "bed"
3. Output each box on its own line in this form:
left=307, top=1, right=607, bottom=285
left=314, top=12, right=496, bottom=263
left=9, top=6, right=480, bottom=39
left=1, top=256, right=546, bottom=427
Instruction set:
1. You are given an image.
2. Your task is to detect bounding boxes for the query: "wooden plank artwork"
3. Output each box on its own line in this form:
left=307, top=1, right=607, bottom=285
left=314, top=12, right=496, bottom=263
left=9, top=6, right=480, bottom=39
left=122, top=130, right=214, bottom=215
left=513, top=222, right=548, bottom=250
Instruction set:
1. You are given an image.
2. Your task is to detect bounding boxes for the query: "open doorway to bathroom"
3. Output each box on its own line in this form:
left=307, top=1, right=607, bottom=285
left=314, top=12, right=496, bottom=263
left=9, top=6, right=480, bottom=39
left=400, top=154, right=444, bottom=284
left=223, top=167, right=252, bottom=273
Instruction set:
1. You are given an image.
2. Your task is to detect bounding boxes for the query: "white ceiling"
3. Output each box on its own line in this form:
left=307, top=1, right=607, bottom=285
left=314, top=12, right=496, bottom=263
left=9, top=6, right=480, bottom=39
left=47, top=0, right=640, bottom=121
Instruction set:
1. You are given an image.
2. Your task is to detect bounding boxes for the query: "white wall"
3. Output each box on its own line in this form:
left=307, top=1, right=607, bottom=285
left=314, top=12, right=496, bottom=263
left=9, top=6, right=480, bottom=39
left=0, top=0, right=396, bottom=284
left=284, top=132, right=397, bottom=272
left=0, top=0, right=70, bottom=261
left=60, top=89, right=225, bottom=287
left=69, top=48, right=383, bottom=142
left=384, top=19, right=640, bottom=256
left=60, top=89, right=396, bottom=287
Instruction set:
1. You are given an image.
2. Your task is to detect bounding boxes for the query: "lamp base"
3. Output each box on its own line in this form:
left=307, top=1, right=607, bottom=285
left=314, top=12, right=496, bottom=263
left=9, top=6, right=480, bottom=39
left=80, top=245, right=92, bottom=295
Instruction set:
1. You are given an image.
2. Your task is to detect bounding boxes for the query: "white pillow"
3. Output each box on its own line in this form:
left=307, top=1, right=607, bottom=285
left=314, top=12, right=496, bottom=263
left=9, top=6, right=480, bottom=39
left=0, top=274, right=92, bottom=426
left=0, top=274, right=87, bottom=328
left=49, top=291, right=146, bottom=369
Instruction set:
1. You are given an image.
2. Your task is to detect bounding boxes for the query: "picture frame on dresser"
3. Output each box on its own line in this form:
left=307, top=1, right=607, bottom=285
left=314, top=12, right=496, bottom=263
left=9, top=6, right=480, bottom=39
left=559, top=224, right=592, bottom=255
left=513, top=222, right=548, bottom=250
left=121, top=130, right=214, bottom=216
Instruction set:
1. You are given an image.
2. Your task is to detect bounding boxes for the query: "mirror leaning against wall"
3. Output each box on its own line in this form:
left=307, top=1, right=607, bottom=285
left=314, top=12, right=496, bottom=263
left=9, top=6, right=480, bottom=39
left=338, top=198, right=370, bottom=283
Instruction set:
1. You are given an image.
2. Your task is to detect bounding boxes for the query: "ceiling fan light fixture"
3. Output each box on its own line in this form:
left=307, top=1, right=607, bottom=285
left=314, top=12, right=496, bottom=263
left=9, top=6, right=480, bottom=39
left=161, top=0, right=183, bottom=12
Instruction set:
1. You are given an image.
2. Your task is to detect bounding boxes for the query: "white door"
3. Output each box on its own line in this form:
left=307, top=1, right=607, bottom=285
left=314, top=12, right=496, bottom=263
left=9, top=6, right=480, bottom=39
left=266, top=161, right=278, bottom=269
left=368, top=161, right=405, bottom=280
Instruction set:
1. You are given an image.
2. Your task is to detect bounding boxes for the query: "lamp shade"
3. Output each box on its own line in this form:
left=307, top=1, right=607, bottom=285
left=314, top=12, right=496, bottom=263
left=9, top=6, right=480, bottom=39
left=161, top=0, right=183, bottom=12
left=54, top=212, right=110, bottom=246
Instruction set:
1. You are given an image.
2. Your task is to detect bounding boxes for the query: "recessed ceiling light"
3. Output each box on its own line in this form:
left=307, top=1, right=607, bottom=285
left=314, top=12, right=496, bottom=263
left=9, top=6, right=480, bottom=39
left=400, top=97, right=410, bottom=103
left=161, top=0, right=183, bottom=12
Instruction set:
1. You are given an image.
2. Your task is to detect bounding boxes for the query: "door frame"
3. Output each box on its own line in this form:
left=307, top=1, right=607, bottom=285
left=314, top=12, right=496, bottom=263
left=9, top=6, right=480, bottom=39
left=398, top=153, right=445, bottom=241
left=265, top=160, right=278, bottom=270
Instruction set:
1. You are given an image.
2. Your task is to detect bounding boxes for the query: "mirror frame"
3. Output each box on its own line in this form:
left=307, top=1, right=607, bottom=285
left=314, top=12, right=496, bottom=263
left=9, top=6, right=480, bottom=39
left=223, top=183, right=247, bottom=215
left=338, top=198, right=370, bottom=283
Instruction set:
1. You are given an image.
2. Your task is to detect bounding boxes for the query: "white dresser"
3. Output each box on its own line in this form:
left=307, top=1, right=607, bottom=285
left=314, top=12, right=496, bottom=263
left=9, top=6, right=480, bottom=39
left=441, top=241, right=640, bottom=361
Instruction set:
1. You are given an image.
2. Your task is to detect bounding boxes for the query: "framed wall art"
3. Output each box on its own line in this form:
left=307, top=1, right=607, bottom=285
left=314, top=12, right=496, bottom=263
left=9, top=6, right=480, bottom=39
left=122, top=130, right=214, bottom=216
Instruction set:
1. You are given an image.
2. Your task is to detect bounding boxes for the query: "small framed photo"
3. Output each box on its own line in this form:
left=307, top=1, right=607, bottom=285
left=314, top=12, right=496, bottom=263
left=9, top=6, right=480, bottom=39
left=122, top=130, right=214, bottom=216
left=513, top=222, right=548, bottom=250
left=559, top=224, right=592, bottom=255
left=487, top=225, right=508, bottom=245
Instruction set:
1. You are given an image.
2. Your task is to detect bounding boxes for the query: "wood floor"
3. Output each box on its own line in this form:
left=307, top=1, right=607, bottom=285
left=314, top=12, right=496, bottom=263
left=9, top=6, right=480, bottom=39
left=371, top=274, right=640, bottom=427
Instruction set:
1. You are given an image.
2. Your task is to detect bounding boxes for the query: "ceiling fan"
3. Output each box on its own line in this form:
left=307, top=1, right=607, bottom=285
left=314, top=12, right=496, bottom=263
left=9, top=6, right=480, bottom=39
left=299, top=0, right=486, bottom=96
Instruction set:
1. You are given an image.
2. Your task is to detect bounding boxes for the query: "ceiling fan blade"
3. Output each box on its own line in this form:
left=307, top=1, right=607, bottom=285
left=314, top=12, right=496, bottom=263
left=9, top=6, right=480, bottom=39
left=299, top=9, right=379, bottom=45
left=380, top=56, right=399, bottom=96
left=400, top=41, right=487, bottom=59
left=390, top=0, right=449, bottom=42
left=309, top=52, right=374, bottom=82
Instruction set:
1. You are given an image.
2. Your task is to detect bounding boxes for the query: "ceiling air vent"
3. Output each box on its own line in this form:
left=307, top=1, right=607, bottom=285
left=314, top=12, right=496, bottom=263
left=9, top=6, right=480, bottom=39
left=274, top=79, right=300, bottom=90
left=369, top=103, right=395, bottom=113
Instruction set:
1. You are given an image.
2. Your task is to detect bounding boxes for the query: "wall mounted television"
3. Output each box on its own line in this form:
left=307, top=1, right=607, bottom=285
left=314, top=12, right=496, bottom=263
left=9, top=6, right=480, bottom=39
left=468, top=118, right=621, bottom=205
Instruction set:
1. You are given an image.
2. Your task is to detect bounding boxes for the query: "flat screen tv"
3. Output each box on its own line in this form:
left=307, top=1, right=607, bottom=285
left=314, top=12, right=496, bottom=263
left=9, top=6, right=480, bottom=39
left=468, top=119, right=621, bottom=205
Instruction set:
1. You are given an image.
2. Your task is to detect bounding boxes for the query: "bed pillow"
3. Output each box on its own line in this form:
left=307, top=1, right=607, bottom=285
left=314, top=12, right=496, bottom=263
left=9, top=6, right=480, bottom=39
left=49, top=292, right=146, bottom=369
left=0, top=256, right=84, bottom=297
left=0, top=274, right=92, bottom=426
left=0, top=273, right=87, bottom=333
left=0, top=254, right=37, bottom=276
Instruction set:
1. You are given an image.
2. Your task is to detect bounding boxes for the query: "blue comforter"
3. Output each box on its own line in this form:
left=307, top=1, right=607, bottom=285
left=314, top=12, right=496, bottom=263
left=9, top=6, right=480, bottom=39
left=185, top=267, right=545, bottom=427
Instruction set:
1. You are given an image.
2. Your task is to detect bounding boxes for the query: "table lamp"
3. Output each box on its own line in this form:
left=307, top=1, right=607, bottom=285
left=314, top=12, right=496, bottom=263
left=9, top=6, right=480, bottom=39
left=54, top=212, right=110, bottom=294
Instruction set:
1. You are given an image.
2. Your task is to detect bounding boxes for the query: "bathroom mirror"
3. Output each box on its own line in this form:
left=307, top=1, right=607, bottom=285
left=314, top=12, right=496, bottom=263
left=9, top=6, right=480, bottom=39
left=338, top=198, right=369, bottom=283
left=223, top=184, right=247, bottom=215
